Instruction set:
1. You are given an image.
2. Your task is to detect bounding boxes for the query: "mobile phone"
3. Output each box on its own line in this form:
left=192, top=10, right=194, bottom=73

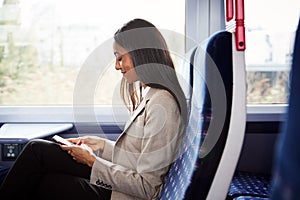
left=52, top=135, right=74, bottom=146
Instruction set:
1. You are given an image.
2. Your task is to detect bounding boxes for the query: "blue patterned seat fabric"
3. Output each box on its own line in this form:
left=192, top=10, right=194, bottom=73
left=227, top=171, right=271, bottom=200
left=158, top=100, right=206, bottom=200
left=158, top=45, right=206, bottom=198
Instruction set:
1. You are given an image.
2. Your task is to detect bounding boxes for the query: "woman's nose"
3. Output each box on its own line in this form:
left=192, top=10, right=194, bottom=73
left=115, top=61, right=121, bottom=70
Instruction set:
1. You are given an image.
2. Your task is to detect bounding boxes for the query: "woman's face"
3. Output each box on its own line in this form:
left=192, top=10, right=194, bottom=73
left=113, top=42, right=139, bottom=83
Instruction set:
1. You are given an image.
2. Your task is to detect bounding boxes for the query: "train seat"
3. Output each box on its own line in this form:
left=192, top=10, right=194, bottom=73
left=227, top=171, right=271, bottom=199
left=158, top=30, right=246, bottom=199
left=270, top=18, right=300, bottom=200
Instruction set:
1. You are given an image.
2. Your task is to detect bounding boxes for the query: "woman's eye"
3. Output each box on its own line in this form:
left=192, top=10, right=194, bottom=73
left=117, top=57, right=122, bottom=62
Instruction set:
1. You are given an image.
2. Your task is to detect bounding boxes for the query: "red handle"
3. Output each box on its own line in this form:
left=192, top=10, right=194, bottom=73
left=235, top=0, right=246, bottom=50
left=226, top=0, right=234, bottom=22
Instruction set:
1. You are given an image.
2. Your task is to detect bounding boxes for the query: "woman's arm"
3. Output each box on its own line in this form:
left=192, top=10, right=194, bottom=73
left=98, top=138, right=116, bottom=161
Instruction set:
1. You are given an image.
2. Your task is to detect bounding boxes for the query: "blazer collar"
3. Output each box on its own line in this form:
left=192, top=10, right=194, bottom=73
left=122, top=87, right=156, bottom=132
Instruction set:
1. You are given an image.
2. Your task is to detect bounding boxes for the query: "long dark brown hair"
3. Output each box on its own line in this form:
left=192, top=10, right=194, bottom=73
left=114, top=18, right=187, bottom=123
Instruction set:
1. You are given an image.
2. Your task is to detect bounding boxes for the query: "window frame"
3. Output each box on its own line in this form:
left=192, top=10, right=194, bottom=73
left=185, top=0, right=288, bottom=123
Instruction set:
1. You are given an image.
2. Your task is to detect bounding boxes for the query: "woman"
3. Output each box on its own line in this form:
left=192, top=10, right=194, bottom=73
left=0, top=18, right=187, bottom=200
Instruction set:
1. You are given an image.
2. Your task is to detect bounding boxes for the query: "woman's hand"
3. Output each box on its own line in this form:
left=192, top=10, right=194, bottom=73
left=60, top=145, right=96, bottom=167
left=67, top=136, right=105, bottom=152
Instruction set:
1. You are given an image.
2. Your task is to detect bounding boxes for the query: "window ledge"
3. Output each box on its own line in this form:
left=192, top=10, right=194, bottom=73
left=0, top=104, right=287, bottom=123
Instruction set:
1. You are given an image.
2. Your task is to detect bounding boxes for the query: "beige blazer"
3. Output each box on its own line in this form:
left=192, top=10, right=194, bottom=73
left=90, top=88, right=185, bottom=200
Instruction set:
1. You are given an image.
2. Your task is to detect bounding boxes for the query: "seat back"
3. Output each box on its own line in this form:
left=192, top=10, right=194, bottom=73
left=159, top=31, right=246, bottom=200
left=184, top=31, right=233, bottom=199
left=271, top=18, right=300, bottom=200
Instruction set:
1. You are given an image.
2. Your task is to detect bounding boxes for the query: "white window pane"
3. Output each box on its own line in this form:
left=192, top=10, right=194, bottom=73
left=245, top=0, right=299, bottom=104
left=0, top=0, right=185, bottom=105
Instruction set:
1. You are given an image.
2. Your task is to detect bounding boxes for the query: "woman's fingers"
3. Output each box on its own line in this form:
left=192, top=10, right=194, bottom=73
left=60, top=145, right=86, bottom=155
left=66, top=137, right=80, bottom=143
left=60, top=145, right=76, bottom=154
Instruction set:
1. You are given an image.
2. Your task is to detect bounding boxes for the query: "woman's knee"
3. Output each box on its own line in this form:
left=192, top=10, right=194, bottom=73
left=22, top=139, right=57, bottom=157
left=28, top=139, right=55, bottom=149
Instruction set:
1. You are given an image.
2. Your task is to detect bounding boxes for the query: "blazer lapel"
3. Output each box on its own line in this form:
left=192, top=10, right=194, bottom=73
left=123, top=98, right=147, bottom=132
left=114, top=88, right=156, bottom=144
left=121, top=88, right=155, bottom=134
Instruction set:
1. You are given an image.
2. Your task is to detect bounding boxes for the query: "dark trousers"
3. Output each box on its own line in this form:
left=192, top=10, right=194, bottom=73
left=0, top=139, right=111, bottom=200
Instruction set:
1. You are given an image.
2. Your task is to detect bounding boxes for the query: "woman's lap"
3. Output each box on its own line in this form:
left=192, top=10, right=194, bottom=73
left=35, top=172, right=111, bottom=200
left=1, top=139, right=111, bottom=199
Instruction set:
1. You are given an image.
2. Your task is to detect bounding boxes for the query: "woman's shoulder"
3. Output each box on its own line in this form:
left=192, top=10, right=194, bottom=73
left=147, top=88, right=174, bottom=100
left=144, top=88, right=183, bottom=122
left=146, top=88, right=178, bottom=107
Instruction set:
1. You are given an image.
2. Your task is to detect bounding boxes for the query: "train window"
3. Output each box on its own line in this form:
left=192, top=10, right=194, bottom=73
left=0, top=0, right=185, bottom=106
left=245, top=0, right=299, bottom=104
left=1, top=0, right=299, bottom=123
